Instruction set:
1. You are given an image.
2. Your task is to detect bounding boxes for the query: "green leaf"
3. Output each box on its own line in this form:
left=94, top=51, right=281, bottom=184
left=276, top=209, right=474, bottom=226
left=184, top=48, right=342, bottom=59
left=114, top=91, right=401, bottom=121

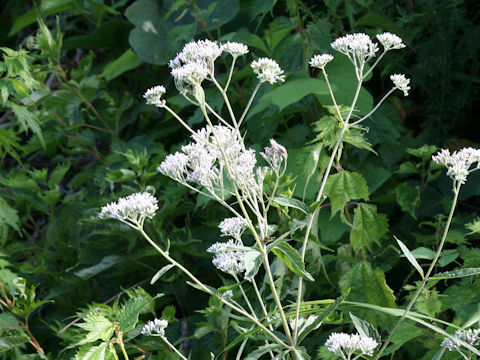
left=244, top=250, right=263, bottom=280
left=74, top=255, right=122, bottom=280
left=74, top=342, right=116, bottom=360
left=0, top=196, right=19, bottom=231
left=430, top=267, right=480, bottom=280
left=324, top=171, right=369, bottom=216
left=466, top=217, right=480, bottom=234
left=271, top=196, right=310, bottom=215
left=7, top=102, right=45, bottom=149
left=244, top=344, right=281, bottom=360
left=101, top=49, right=140, bottom=81
left=74, top=314, right=114, bottom=346
left=349, top=312, right=381, bottom=343
left=339, top=261, right=396, bottom=327
left=409, top=247, right=436, bottom=260
left=0, top=312, right=19, bottom=331
left=350, top=204, right=388, bottom=254
left=395, top=183, right=420, bottom=219
left=297, top=291, right=348, bottom=343
left=395, top=236, right=424, bottom=278
left=271, top=242, right=314, bottom=281
left=0, top=330, right=30, bottom=352
left=291, top=346, right=311, bottom=360
left=118, top=295, right=152, bottom=332
left=150, top=264, right=175, bottom=284
left=48, top=162, right=70, bottom=188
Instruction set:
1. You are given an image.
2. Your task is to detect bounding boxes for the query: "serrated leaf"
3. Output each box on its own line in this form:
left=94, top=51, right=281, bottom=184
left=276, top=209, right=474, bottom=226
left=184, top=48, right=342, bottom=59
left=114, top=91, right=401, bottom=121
left=74, top=342, right=116, bottom=360
left=430, top=267, right=480, bottom=280
left=119, top=295, right=152, bottom=332
left=298, top=291, right=348, bottom=343
left=324, top=171, right=369, bottom=216
left=0, top=196, right=19, bottom=231
left=73, top=314, right=114, bottom=347
left=150, top=264, right=175, bottom=284
left=291, top=346, right=311, bottom=360
left=7, top=102, right=45, bottom=149
left=0, top=330, right=30, bottom=352
left=271, top=242, right=314, bottom=281
left=395, top=236, right=424, bottom=278
left=48, top=162, right=70, bottom=188
left=339, top=261, right=396, bottom=327
left=271, top=196, right=309, bottom=215
left=349, top=312, right=381, bottom=343
left=350, top=204, right=388, bottom=254
left=466, top=218, right=480, bottom=234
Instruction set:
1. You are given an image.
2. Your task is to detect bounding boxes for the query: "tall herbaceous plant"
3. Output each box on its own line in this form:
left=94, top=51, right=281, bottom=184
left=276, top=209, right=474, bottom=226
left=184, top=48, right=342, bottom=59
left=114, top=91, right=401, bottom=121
left=99, top=35, right=480, bottom=359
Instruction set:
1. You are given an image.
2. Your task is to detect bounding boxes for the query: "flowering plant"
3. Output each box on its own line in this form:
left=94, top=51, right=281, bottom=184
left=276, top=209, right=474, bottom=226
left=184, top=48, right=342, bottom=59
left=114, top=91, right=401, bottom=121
left=98, top=33, right=480, bottom=359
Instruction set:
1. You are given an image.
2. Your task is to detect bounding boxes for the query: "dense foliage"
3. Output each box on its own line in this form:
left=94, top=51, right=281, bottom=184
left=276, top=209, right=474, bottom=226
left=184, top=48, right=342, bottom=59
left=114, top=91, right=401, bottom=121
left=0, top=0, right=479, bottom=359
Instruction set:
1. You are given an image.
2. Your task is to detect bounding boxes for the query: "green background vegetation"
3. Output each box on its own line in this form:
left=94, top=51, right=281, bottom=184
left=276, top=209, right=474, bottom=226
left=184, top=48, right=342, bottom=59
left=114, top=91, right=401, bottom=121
left=0, top=0, right=479, bottom=359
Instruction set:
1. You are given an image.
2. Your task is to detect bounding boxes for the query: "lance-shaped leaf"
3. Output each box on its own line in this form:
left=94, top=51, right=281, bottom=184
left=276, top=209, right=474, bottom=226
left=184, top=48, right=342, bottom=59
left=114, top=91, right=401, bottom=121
left=324, top=171, right=369, bottom=216
left=272, top=196, right=310, bottom=215
left=395, top=236, right=424, bottom=278
left=349, top=312, right=381, bottom=343
left=150, top=264, right=175, bottom=284
left=245, top=344, right=282, bottom=360
left=430, top=267, right=480, bottom=280
left=271, top=242, right=314, bottom=281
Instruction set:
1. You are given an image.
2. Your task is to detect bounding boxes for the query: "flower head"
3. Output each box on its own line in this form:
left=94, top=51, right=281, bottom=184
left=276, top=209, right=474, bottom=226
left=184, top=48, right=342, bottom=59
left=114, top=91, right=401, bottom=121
left=309, top=54, right=334, bottom=69
left=325, top=332, right=379, bottom=359
left=222, top=41, right=249, bottom=57
left=376, top=32, right=406, bottom=50
left=171, top=63, right=209, bottom=96
left=218, top=217, right=247, bottom=240
left=251, top=58, right=285, bottom=84
left=170, top=39, right=222, bottom=72
left=331, top=33, right=379, bottom=63
left=99, top=192, right=158, bottom=225
left=207, top=239, right=246, bottom=274
left=441, top=328, right=480, bottom=352
left=157, top=152, right=189, bottom=182
left=141, top=318, right=168, bottom=337
left=143, top=86, right=166, bottom=107
left=432, top=147, right=480, bottom=184
left=261, top=139, right=287, bottom=174
left=390, top=74, right=410, bottom=96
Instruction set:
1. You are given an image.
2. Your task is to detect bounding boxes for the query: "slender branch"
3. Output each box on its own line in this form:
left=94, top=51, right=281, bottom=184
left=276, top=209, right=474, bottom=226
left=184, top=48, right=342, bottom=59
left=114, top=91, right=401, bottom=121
left=161, top=336, right=188, bottom=360
left=224, top=57, right=237, bottom=92
left=321, top=68, right=344, bottom=125
left=238, top=82, right=261, bottom=128
left=349, top=87, right=395, bottom=127
left=373, top=181, right=462, bottom=359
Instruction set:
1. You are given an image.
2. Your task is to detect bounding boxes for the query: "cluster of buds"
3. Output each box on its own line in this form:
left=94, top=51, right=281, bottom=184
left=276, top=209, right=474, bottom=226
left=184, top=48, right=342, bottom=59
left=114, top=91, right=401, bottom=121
left=441, top=328, right=480, bottom=353
left=207, top=239, right=246, bottom=275
left=432, top=147, right=480, bottom=184
left=141, top=318, right=168, bottom=337
left=325, top=332, right=379, bottom=359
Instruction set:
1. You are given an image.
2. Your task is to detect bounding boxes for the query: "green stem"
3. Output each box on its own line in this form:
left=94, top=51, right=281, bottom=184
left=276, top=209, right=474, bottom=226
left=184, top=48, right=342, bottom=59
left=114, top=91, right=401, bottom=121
left=136, top=227, right=289, bottom=349
left=373, top=181, right=462, bottom=359
left=161, top=336, right=188, bottom=360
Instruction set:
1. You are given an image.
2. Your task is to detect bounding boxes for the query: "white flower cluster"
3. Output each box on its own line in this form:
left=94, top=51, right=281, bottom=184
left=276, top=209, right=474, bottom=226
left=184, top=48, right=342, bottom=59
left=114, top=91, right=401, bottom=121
left=207, top=239, right=246, bottom=274
left=158, top=125, right=260, bottom=194
left=222, top=41, right=249, bottom=57
left=141, top=318, right=168, bottom=337
left=99, top=192, right=158, bottom=225
left=251, top=58, right=285, bottom=84
left=331, top=33, right=379, bottom=63
left=441, top=328, right=480, bottom=352
left=376, top=32, right=406, bottom=50
left=309, top=54, right=334, bottom=69
left=219, top=217, right=247, bottom=240
left=261, top=139, right=288, bottom=174
left=325, top=332, right=379, bottom=359
left=166, top=39, right=249, bottom=97
left=143, top=85, right=166, bottom=107
left=390, top=74, right=411, bottom=96
left=432, top=147, right=480, bottom=184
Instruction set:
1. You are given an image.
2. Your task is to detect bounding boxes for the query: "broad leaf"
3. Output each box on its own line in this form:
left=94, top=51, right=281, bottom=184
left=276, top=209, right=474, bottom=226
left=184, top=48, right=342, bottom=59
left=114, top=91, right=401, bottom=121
left=350, top=204, right=388, bottom=254
left=119, top=295, right=153, bottom=332
left=339, top=261, right=396, bottom=327
left=324, top=171, right=369, bottom=216
left=244, top=344, right=281, bottom=360
left=395, top=236, right=424, bottom=278
left=349, top=312, right=381, bottom=343
left=101, top=49, right=140, bottom=81
left=0, top=330, right=30, bottom=353
left=74, top=255, right=122, bottom=280
left=244, top=250, right=263, bottom=280
left=271, top=242, right=314, bottom=281
left=73, top=314, right=114, bottom=347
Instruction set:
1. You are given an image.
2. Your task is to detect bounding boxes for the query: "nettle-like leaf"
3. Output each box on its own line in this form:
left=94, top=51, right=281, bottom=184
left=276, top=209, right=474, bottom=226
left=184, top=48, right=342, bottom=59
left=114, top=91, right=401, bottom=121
left=324, top=171, right=369, bottom=216
left=73, top=314, right=114, bottom=347
left=0, top=196, right=20, bottom=231
left=466, top=217, right=480, bottom=234
left=350, top=204, right=388, bottom=254
left=118, top=294, right=152, bottom=332
left=0, top=329, right=30, bottom=353
left=339, top=261, right=396, bottom=327
left=74, top=342, right=116, bottom=360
